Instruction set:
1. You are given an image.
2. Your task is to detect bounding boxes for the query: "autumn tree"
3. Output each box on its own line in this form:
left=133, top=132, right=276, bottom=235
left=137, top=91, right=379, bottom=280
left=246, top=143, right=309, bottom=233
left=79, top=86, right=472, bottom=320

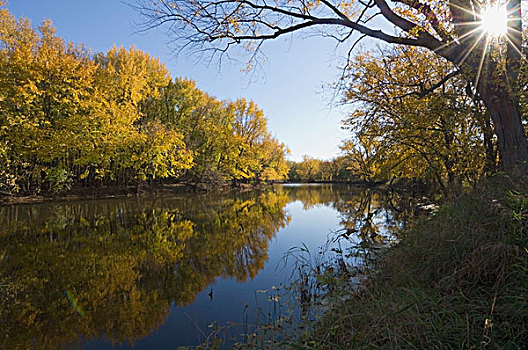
left=0, top=4, right=287, bottom=194
left=341, top=46, right=494, bottom=190
left=0, top=7, right=103, bottom=192
left=340, top=134, right=381, bottom=183
left=230, top=98, right=289, bottom=182
left=133, top=0, right=527, bottom=172
left=94, top=46, right=193, bottom=184
left=295, top=156, right=323, bottom=182
left=143, top=79, right=289, bottom=186
left=288, top=156, right=355, bottom=182
left=0, top=9, right=194, bottom=193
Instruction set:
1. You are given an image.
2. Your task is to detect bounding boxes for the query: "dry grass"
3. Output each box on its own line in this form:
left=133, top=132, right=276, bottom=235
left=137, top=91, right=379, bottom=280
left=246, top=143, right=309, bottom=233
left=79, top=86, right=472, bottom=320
left=305, top=175, right=528, bottom=349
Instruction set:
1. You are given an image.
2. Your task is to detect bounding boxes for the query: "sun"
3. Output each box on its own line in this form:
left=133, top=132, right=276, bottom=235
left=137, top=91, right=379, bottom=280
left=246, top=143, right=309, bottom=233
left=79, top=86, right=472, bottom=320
left=480, top=4, right=508, bottom=37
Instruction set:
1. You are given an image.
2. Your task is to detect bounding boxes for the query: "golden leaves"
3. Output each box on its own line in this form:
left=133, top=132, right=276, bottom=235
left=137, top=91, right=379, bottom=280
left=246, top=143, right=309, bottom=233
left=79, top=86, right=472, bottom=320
left=0, top=6, right=288, bottom=192
left=340, top=45, right=488, bottom=185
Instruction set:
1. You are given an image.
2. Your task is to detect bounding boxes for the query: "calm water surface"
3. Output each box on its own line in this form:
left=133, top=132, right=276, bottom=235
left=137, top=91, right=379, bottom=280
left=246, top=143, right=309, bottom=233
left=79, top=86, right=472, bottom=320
left=0, top=184, right=406, bottom=349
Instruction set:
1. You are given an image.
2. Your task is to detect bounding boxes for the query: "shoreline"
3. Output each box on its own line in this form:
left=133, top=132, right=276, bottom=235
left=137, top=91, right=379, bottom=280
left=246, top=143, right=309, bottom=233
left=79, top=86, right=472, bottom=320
left=0, top=183, right=207, bottom=206
left=0, top=180, right=390, bottom=206
left=299, top=175, right=528, bottom=348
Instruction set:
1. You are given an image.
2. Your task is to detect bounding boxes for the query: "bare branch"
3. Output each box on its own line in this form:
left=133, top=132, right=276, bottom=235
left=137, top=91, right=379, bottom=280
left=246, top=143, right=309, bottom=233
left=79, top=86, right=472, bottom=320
left=398, top=69, right=461, bottom=98
left=131, top=0, right=450, bottom=60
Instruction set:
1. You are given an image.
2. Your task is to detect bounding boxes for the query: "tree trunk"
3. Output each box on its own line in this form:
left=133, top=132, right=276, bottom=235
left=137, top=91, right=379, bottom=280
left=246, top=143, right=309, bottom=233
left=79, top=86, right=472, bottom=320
left=478, top=77, right=528, bottom=172
left=483, top=113, right=497, bottom=173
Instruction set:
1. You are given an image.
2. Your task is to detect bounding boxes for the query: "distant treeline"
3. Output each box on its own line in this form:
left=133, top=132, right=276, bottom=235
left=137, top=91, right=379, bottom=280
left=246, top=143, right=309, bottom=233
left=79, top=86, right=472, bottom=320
left=287, top=156, right=358, bottom=183
left=0, top=7, right=289, bottom=195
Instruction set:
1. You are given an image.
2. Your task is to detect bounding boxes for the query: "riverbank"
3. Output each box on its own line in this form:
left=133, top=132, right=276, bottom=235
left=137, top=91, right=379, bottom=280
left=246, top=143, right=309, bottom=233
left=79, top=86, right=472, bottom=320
left=0, top=184, right=182, bottom=205
left=0, top=180, right=393, bottom=206
left=0, top=182, right=266, bottom=206
left=301, top=174, right=528, bottom=348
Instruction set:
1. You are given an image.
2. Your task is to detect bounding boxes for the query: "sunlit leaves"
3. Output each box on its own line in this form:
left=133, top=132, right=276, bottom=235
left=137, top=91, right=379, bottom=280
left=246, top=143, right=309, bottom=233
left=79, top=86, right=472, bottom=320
left=145, top=80, right=289, bottom=185
left=340, top=46, right=492, bottom=190
left=0, top=6, right=287, bottom=193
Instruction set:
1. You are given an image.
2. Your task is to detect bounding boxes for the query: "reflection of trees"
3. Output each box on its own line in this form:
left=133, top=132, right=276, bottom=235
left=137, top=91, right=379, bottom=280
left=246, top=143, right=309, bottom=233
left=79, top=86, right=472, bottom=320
left=0, top=185, right=411, bottom=348
left=283, top=184, right=349, bottom=210
left=0, top=190, right=290, bottom=349
left=334, top=191, right=402, bottom=245
left=284, top=184, right=410, bottom=245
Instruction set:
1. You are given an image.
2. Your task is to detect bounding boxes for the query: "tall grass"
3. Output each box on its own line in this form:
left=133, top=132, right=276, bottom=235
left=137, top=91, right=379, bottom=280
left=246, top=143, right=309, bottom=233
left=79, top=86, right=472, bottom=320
left=303, top=175, right=528, bottom=348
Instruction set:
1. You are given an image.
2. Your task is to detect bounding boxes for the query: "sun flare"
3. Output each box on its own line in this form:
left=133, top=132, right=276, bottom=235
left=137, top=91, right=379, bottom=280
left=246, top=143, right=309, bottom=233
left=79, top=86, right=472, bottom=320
left=480, top=4, right=508, bottom=36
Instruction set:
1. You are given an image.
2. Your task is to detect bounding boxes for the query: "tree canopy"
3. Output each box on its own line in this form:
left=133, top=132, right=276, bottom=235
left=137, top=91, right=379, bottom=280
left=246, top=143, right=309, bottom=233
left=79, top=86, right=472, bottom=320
left=340, top=46, right=496, bottom=192
left=0, top=5, right=289, bottom=195
left=133, top=0, right=528, bottom=172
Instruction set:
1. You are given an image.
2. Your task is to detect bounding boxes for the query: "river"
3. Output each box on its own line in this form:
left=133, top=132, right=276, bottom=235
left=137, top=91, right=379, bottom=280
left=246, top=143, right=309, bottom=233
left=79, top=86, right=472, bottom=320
left=0, top=184, right=408, bottom=349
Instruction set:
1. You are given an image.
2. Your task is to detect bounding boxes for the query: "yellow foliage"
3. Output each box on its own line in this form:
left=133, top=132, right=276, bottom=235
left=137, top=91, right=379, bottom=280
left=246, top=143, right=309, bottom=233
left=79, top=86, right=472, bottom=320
left=0, top=5, right=287, bottom=192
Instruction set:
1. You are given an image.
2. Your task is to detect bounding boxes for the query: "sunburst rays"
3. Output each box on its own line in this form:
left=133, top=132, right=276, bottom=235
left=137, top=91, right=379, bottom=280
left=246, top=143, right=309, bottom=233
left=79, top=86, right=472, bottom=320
left=435, top=1, right=524, bottom=96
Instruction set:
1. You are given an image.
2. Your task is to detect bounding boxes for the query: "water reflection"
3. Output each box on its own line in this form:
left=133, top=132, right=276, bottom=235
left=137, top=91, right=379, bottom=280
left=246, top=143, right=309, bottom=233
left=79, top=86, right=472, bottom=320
left=0, top=185, right=408, bottom=348
left=283, top=184, right=408, bottom=244
left=0, top=191, right=290, bottom=348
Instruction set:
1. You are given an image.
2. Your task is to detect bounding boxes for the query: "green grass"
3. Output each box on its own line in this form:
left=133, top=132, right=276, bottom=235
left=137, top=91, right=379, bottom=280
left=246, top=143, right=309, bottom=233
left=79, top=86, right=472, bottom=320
left=302, top=175, right=528, bottom=349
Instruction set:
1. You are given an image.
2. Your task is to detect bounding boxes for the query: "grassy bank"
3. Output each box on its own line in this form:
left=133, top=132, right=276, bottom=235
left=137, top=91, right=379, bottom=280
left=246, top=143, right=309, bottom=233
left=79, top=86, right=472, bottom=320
left=299, top=175, right=528, bottom=349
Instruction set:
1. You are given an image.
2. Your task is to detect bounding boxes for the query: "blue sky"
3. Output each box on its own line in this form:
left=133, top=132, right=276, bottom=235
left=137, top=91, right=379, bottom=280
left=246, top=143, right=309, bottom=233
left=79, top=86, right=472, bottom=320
left=7, top=0, right=353, bottom=161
